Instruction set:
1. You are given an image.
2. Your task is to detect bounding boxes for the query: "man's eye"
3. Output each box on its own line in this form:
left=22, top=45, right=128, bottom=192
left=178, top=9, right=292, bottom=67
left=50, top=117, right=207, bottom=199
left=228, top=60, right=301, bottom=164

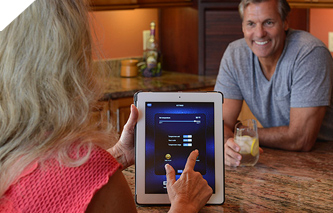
left=265, top=21, right=274, bottom=26
left=247, top=22, right=255, bottom=27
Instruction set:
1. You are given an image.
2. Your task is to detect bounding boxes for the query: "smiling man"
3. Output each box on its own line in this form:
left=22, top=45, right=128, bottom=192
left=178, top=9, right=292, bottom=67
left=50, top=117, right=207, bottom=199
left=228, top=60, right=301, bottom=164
left=214, top=0, right=333, bottom=166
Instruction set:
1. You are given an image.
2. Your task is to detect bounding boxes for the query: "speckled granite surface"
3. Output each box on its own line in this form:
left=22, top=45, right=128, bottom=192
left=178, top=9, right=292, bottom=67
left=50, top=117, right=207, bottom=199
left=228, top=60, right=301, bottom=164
left=93, top=59, right=216, bottom=100
left=122, top=141, right=333, bottom=212
left=98, top=71, right=216, bottom=101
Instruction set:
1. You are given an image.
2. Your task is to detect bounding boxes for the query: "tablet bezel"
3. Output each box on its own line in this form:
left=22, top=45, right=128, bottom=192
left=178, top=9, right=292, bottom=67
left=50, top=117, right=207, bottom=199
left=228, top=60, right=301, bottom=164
left=134, top=91, right=224, bottom=205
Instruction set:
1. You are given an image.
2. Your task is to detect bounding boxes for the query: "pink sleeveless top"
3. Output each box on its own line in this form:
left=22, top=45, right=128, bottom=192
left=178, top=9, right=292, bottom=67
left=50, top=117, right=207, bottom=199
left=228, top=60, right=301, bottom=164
left=0, top=146, right=121, bottom=212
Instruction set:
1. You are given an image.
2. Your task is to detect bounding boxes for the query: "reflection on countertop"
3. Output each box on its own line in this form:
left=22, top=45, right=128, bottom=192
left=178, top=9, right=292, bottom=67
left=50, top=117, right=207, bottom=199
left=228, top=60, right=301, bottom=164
left=122, top=141, right=333, bottom=212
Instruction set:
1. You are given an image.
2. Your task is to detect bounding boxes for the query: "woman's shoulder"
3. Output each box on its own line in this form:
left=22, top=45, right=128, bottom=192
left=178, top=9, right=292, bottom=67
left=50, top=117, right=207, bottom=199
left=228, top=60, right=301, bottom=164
left=86, top=145, right=122, bottom=175
left=1, top=144, right=122, bottom=213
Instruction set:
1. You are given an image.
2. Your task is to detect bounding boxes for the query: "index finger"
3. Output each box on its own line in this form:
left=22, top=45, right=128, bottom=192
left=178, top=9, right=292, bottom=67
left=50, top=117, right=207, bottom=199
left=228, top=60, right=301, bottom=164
left=184, top=149, right=199, bottom=171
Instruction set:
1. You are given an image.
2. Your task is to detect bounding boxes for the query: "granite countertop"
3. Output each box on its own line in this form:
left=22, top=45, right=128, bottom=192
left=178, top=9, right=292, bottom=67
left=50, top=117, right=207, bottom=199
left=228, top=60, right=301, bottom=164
left=99, top=71, right=216, bottom=101
left=122, top=141, right=333, bottom=212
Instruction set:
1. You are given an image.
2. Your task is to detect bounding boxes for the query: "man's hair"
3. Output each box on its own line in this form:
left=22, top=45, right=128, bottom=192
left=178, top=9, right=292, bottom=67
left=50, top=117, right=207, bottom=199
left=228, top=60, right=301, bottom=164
left=239, top=0, right=291, bottom=21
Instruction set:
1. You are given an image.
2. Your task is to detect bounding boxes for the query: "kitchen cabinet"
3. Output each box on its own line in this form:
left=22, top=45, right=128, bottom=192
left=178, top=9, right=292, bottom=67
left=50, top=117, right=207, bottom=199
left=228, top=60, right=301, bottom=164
left=109, top=97, right=133, bottom=133
left=139, top=0, right=192, bottom=2
left=198, top=4, right=243, bottom=76
left=90, top=101, right=110, bottom=130
left=90, top=97, right=133, bottom=133
left=159, top=7, right=199, bottom=75
left=138, top=0, right=193, bottom=7
left=92, top=0, right=137, bottom=4
left=90, top=0, right=138, bottom=10
left=90, top=0, right=193, bottom=10
left=160, top=1, right=309, bottom=76
left=288, top=0, right=333, bottom=8
left=160, top=2, right=243, bottom=76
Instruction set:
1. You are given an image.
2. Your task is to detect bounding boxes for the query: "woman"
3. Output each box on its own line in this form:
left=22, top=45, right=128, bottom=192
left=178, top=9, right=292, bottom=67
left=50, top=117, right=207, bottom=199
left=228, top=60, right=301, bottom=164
left=0, top=0, right=212, bottom=212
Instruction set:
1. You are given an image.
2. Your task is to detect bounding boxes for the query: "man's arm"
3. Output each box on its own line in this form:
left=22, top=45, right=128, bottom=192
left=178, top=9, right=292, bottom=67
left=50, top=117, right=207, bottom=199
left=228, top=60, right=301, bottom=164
left=263, top=45, right=332, bottom=151
left=223, top=98, right=243, bottom=141
left=223, top=99, right=326, bottom=166
left=258, top=106, right=326, bottom=151
left=223, top=98, right=244, bottom=166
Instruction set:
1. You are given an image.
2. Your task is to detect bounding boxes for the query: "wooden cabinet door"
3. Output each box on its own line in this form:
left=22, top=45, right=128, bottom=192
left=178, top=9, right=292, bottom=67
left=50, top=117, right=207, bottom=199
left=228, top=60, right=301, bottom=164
left=315, top=0, right=333, bottom=2
left=115, top=105, right=131, bottom=133
left=109, top=97, right=134, bottom=133
left=91, top=0, right=137, bottom=5
left=199, top=8, right=243, bottom=76
left=90, top=101, right=110, bottom=130
left=90, top=0, right=138, bottom=10
left=160, top=7, right=198, bottom=74
left=137, top=0, right=193, bottom=7
left=288, top=0, right=333, bottom=3
left=138, top=0, right=192, bottom=3
left=90, top=0, right=192, bottom=10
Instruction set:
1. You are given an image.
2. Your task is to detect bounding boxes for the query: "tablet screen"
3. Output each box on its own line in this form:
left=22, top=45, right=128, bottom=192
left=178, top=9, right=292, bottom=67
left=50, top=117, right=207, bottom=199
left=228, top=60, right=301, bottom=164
left=135, top=92, right=224, bottom=205
left=145, top=102, right=215, bottom=194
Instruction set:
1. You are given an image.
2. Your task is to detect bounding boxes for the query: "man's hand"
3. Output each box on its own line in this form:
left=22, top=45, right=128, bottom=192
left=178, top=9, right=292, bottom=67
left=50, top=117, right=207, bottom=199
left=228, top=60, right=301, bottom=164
left=225, top=138, right=241, bottom=166
left=225, top=137, right=264, bottom=167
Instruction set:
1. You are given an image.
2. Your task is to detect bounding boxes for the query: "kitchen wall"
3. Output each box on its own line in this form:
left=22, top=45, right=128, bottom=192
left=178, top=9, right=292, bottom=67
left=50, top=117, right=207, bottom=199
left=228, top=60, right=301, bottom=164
left=89, top=8, right=333, bottom=59
left=309, top=8, right=333, bottom=56
left=89, top=8, right=158, bottom=60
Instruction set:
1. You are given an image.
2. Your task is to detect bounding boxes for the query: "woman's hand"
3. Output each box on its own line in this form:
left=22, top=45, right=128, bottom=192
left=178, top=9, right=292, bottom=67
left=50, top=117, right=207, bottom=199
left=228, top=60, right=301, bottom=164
left=166, top=150, right=213, bottom=213
left=108, top=104, right=138, bottom=169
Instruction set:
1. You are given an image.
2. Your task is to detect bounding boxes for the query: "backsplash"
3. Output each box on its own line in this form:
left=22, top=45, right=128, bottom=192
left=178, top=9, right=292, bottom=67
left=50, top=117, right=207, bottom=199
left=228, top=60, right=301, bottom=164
left=93, top=57, right=142, bottom=77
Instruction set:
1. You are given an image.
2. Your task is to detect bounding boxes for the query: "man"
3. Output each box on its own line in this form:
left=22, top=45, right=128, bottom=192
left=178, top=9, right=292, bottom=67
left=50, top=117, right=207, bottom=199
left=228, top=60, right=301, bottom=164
left=214, top=0, right=333, bottom=166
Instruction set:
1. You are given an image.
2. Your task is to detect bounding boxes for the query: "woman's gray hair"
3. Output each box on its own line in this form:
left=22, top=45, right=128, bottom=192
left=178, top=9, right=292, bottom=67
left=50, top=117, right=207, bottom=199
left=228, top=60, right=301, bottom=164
left=0, top=0, right=113, bottom=196
left=239, top=0, right=291, bottom=21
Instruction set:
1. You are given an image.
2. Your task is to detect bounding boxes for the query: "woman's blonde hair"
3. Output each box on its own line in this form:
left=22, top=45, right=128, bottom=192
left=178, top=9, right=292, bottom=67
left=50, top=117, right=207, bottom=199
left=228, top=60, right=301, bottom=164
left=0, top=0, right=112, bottom=196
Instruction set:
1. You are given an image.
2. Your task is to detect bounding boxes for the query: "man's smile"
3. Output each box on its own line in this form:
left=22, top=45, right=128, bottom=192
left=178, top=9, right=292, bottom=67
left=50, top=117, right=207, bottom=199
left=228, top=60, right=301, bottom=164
left=254, top=40, right=269, bottom=45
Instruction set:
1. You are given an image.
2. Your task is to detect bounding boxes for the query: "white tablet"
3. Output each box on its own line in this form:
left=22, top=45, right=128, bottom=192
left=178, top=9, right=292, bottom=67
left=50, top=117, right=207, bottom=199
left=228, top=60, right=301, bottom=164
left=134, top=91, right=224, bottom=205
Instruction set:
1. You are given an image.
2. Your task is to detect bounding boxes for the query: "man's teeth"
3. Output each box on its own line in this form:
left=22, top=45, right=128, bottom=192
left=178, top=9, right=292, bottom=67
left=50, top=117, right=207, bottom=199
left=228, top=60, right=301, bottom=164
left=255, top=41, right=268, bottom=45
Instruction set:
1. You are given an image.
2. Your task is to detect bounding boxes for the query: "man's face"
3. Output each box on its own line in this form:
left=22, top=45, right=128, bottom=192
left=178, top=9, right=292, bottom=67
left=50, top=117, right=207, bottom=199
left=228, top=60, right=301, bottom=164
left=242, top=0, right=288, bottom=62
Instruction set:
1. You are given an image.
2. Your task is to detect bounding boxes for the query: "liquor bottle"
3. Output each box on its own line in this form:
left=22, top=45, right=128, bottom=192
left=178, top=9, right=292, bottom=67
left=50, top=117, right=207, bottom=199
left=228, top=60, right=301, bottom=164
left=140, top=21, right=162, bottom=77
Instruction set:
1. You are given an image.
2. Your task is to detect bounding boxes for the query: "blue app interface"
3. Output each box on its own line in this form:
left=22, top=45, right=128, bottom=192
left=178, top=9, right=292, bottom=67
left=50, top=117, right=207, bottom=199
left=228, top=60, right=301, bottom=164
left=145, top=102, right=215, bottom=194
left=154, top=113, right=206, bottom=175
